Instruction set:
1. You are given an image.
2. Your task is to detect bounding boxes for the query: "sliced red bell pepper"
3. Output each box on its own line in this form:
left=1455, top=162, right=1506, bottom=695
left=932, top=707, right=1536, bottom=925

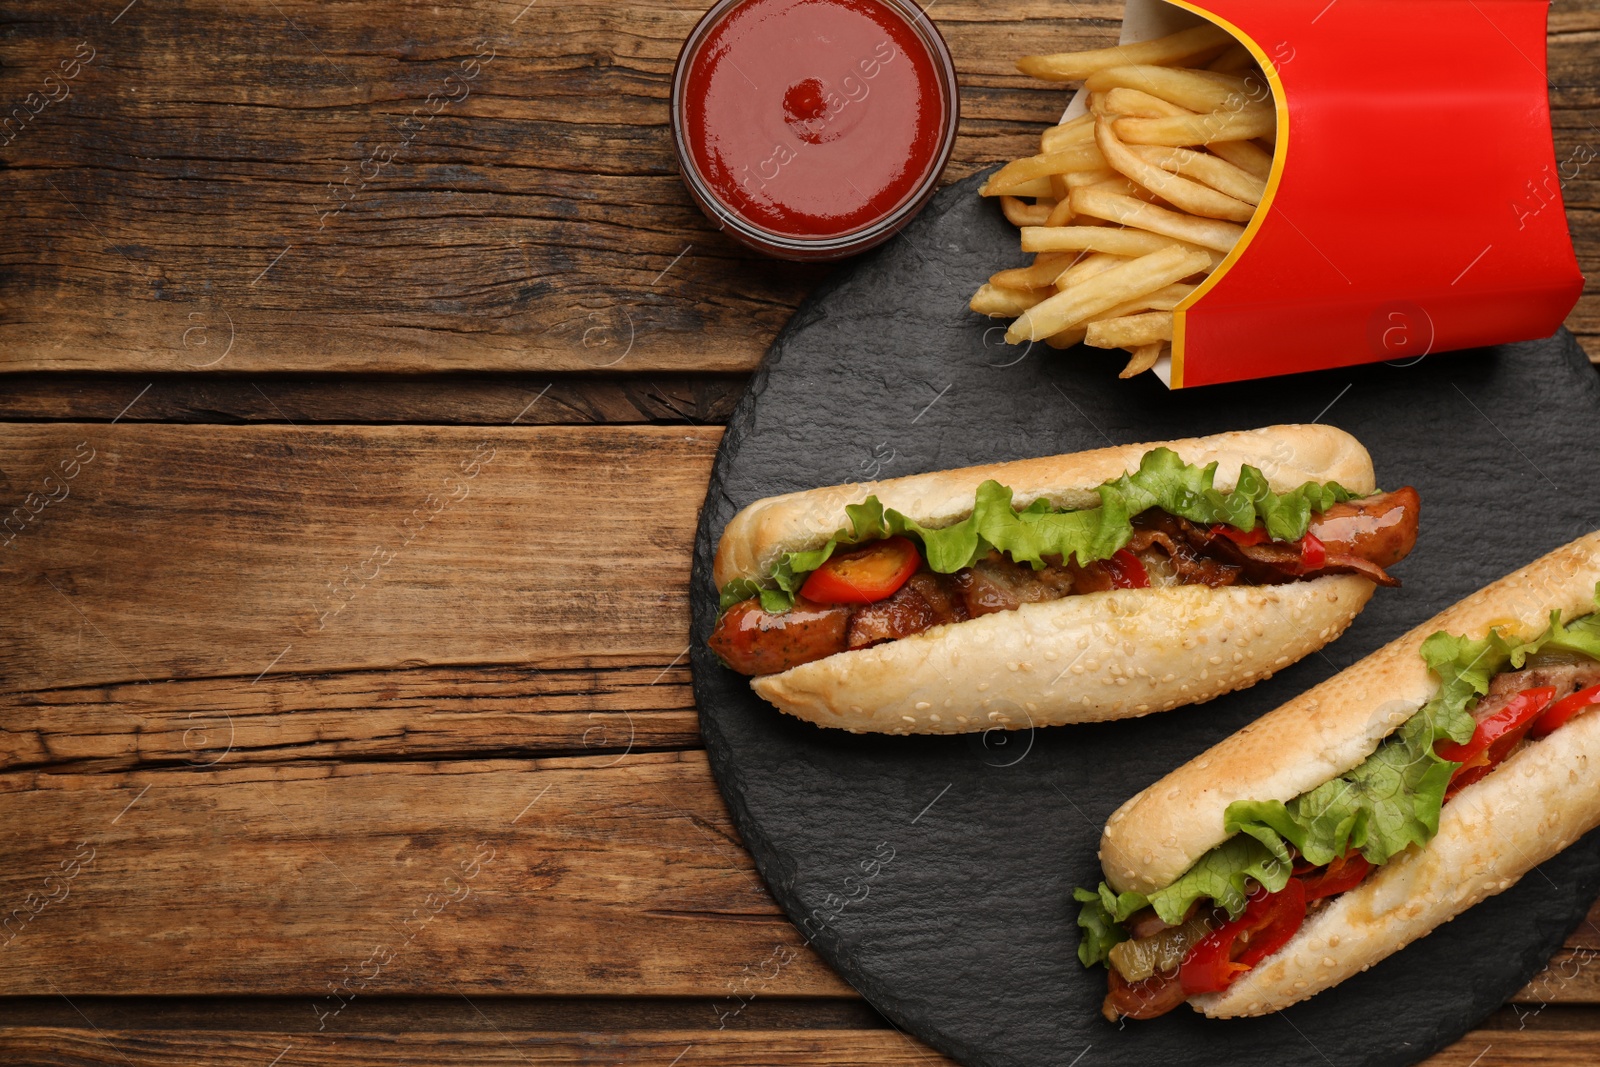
left=798, top=536, right=921, bottom=605
left=1435, top=686, right=1555, bottom=763
left=1211, top=524, right=1328, bottom=573
left=1104, top=548, right=1151, bottom=589
left=1210, top=523, right=1267, bottom=547
left=1437, top=686, right=1555, bottom=800
left=1178, top=879, right=1307, bottom=994
left=1530, top=683, right=1600, bottom=739
left=1298, top=850, right=1371, bottom=902
left=1234, top=878, right=1308, bottom=969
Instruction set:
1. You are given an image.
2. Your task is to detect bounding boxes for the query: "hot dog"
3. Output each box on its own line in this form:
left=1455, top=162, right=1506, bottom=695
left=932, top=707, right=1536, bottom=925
left=1075, top=532, right=1600, bottom=1020
left=708, top=425, right=1419, bottom=734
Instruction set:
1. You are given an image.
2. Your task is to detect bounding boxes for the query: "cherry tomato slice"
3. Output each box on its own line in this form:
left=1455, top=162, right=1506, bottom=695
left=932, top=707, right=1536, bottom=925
left=798, top=536, right=921, bottom=605
left=1179, top=879, right=1307, bottom=994
left=1298, top=851, right=1371, bottom=902
left=1105, top=548, right=1151, bottom=589
left=1530, top=683, right=1600, bottom=739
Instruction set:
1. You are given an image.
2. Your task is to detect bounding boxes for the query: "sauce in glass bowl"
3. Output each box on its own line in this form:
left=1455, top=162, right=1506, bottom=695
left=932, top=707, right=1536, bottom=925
left=671, top=0, right=959, bottom=260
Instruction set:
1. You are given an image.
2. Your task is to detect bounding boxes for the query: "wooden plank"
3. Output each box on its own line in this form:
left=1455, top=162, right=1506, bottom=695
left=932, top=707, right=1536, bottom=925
left=1423, top=1032, right=1600, bottom=1065
left=2, top=364, right=1596, bottom=427
left=0, top=424, right=715, bottom=693
left=1, top=0, right=1593, bottom=373
left=1515, top=898, right=1600, bottom=1003
left=0, top=665, right=698, bottom=773
left=0, top=1026, right=1594, bottom=1066
left=0, top=740, right=1593, bottom=1004
left=0, top=1029, right=956, bottom=1066
left=1519, top=950, right=1600, bottom=1005
left=0, top=421, right=709, bottom=771
left=0, top=375, right=746, bottom=426
left=0, top=995, right=891, bottom=1032
left=0, top=994, right=1583, bottom=1033
left=0, top=752, right=853, bottom=997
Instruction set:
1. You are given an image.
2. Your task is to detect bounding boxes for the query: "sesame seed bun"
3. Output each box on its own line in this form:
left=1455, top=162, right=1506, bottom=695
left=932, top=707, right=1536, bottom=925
left=714, top=424, right=1381, bottom=732
left=1094, top=531, right=1600, bottom=1016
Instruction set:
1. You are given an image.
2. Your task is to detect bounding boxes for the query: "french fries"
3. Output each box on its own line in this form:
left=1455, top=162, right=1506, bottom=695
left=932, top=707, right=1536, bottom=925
left=972, top=25, right=1278, bottom=377
left=1095, top=120, right=1255, bottom=221
left=1040, top=113, right=1097, bottom=153
left=1042, top=198, right=1075, bottom=226
left=1020, top=225, right=1207, bottom=259
left=1086, top=311, right=1175, bottom=349
left=990, top=252, right=1075, bottom=290
left=1094, top=87, right=1190, bottom=119
left=1069, top=186, right=1247, bottom=253
left=981, top=143, right=1107, bottom=195
left=1112, top=108, right=1275, bottom=147
left=1053, top=253, right=1128, bottom=289
left=1006, top=245, right=1213, bottom=344
left=997, top=177, right=1055, bottom=198
left=1119, top=342, right=1166, bottom=379
left=1126, top=144, right=1266, bottom=204
left=1084, top=66, right=1258, bottom=114
left=1207, top=43, right=1257, bottom=74
left=1208, top=138, right=1274, bottom=179
left=1017, top=24, right=1233, bottom=81
left=1000, top=196, right=1054, bottom=227
left=970, top=284, right=1050, bottom=318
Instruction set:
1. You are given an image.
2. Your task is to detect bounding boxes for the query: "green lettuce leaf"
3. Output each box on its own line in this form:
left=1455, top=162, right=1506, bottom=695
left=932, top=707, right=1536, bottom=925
left=1541, top=584, right=1600, bottom=661
left=1073, top=886, right=1130, bottom=967
left=1072, top=832, right=1295, bottom=966
left=722, top=448, right=1354, bottom=613
left=1224, top=705, right=1464, bottom=870
left=1146, top=832, right=1294, bottom=925
left=1074, top=582, right=1600, bottom=965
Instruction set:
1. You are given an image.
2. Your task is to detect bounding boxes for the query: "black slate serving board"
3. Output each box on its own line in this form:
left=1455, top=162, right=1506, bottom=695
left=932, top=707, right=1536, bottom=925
left=689, top=169, right=1600, bottom=1067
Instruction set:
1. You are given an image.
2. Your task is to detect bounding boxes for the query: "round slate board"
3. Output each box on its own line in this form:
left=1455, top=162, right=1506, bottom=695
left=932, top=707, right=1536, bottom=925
left=689, top=169, right=1600, bottom=1067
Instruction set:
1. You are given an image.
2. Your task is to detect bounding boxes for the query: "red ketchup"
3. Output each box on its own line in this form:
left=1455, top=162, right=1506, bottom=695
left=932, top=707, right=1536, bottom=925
left=671, top=0, right=958, bottom=260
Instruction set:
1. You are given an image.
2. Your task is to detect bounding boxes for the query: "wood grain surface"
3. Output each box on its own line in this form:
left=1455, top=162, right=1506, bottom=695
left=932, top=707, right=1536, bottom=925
left=0, top=0, right=1595, bottom=373
left=4, top=0, right=1600, bottom=1064
left=0, top=1029, right=960, bottom=1066
left=0, top=1026, right=1596, bottom=1067
left=4, top=422, right=1600, bottom=1001
left=0, top=424, right=716, bottom=691
left=0, top=753, right=856, bottom=998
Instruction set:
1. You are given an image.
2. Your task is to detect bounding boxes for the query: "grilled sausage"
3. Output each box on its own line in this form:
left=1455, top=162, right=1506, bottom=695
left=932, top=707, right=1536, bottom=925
left=1308, top=487, right=1420, bottom=569
left=708, top=597, right=850, bottom=676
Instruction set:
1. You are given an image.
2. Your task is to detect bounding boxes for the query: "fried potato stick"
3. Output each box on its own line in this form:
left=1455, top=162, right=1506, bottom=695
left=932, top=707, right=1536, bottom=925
left=1018, top=25, right=1234, bottom=82
left=1096, top=119, right=1256, bottom=221
left=1006, top=245, right=1212, bottom=342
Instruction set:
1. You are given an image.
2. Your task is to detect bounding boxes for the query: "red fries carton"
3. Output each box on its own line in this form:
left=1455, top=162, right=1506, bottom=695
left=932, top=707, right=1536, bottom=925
left=1077, top=0, right=1584, bottom=388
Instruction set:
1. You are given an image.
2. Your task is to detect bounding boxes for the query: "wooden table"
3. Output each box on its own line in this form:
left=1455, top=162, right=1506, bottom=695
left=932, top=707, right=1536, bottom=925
left=2, top=1, right=1597, bottom=1063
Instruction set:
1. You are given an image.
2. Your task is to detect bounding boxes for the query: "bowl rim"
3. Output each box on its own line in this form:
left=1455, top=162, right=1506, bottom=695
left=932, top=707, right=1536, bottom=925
left=668, top=0, right=962, bottom=260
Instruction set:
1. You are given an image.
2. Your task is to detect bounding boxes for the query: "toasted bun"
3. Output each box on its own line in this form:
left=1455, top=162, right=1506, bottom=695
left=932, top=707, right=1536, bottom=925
left=751, top=577, right=1374, bottom=734
left=1100, top=531, right=1600, bottom=898
left=712, top=424, right=1376, bottom=589
left=1197, top=681, right=1600, bottom=1017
